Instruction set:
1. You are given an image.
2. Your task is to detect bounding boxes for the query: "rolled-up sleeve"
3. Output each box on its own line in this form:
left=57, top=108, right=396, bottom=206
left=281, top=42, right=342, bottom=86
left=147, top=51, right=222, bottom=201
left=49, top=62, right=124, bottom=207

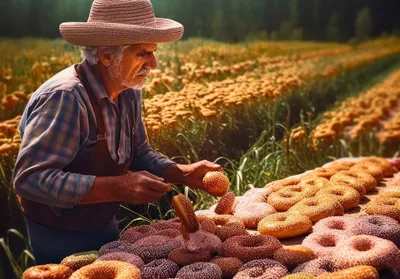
left=12, top=90, right=95, bottom=208
left=130, top=91, right=176, bottom=176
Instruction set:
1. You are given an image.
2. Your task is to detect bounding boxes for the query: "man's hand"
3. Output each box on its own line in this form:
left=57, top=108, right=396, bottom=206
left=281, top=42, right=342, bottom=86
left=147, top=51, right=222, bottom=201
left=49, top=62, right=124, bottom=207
left=163, top=160, right=222, bottom=189
left=113, top=171, right=172, bottom=204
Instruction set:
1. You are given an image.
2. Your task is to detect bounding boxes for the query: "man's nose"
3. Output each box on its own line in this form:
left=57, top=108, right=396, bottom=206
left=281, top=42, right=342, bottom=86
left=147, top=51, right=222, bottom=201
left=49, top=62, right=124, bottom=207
left=145, top=53, right=158, bottom=70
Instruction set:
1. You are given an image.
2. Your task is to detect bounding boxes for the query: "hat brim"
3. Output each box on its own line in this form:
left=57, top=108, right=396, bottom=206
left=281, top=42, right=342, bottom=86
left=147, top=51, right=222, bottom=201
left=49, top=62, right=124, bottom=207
left=60, top=18, right=184, bottom=46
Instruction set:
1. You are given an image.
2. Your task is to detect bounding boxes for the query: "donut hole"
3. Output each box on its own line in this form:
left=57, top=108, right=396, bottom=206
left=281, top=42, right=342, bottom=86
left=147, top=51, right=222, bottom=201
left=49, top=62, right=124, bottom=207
left=281, top=192, right=293, bottom=198
left=318, top=236, right=337, bottom=247
left=290, top=186, right=302, bottom=192
left=306, top=201, right=319, bottom=207
left=277, top=216, right=287, bottom=222
left=39, top=266, right=51, bottom=271
left=383, top=200, right=396, bottom=206
left=327, top=221, right=345, bottom=230
left=330, top=190, right=344, bottom=196
left=353, top=239, right=373, bottom=251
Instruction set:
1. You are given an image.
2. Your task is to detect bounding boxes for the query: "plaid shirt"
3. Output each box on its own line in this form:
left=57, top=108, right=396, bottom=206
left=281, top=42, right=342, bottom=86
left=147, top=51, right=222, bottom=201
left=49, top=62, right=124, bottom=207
left=13, top=60, right=175, bottom=208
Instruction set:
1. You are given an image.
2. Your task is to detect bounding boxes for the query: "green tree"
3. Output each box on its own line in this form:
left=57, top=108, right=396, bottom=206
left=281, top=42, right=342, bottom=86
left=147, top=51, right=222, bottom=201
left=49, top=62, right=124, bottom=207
left=355, top=7, right=372, bottom=41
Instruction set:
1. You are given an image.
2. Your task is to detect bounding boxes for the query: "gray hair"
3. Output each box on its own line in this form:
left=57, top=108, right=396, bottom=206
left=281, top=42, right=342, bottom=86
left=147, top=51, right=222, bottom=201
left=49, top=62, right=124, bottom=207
left=80, top=45, right=130, bottom=65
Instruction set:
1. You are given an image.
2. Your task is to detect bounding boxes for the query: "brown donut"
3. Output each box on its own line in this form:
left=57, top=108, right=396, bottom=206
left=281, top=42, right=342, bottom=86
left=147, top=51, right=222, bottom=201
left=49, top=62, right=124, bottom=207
left=265, top=177, right=301, bottom=192
left=299, top=177, right=330, bottom=190
left=258, top=212, right=312, bottom=239
left=330, top=171, right=374, bottom=196
left=214, top=192, right=236, bottom=214
left=365, top=197, right=400, bottom=222
left=69, top=260, right=141, bottom=279
left=202, top=171, right=230, bottom=197
left=210, top=257, right=244, bottom=279
left=359, top=157, right=396, bottom=177
left=168, top=247, right=211, bottom=266
left=23, top=264, right=73, bottom=279
left=303, top=168, right=337, bottom=180
left=316, top=184, right=360, bottom=210
left=327, top=161, right=356, bottom=172
left=288, top=197, right=336, bottom=222
left=350, top=164, right=384, bottom=183
left=273, top=245, right=317, bottom=270
left=171, top=194, right=200, bottom=239
left=268, top=189, right=305, bottom=211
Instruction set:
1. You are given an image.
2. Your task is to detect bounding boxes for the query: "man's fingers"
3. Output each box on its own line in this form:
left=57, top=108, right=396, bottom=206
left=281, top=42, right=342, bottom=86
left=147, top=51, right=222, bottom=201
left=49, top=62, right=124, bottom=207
left=139, top=171, right=165, bottom=182
left=146, top=179, right=172, bottom=193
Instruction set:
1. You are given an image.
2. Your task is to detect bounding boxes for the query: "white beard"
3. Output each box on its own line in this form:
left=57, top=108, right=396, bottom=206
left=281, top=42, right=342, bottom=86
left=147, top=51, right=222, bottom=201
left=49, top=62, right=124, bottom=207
left=108, top=57, right=149, bottom=90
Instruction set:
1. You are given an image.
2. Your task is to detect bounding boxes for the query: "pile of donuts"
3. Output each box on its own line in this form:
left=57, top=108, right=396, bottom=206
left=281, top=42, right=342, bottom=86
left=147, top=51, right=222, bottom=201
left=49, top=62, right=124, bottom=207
left=22, top=158, right=400, bottom=278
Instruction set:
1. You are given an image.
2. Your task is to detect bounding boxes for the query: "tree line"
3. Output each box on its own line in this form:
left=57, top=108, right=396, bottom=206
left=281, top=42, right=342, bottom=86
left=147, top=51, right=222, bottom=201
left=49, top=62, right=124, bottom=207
left=1, top=0, right=399, bottom=42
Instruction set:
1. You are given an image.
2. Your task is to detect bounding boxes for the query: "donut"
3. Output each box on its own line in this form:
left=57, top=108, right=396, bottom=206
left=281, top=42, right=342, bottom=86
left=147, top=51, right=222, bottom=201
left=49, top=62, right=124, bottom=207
left=257, top=212, right=312, bottom=239
left=131, top=235, right=181, bottom=263
left=328, top=198, right=345, bottom=216
left=241, top=187, right=273, bottom=202
left=299, top=177, right=329, bottom=190
left=316, top=265, right=379, bottom=279
left=215, top=192, right=236, bottom=214
left=60, top=251, right=99, bottom=271
left=119, top=228, right=145, bottom=244
left=273, top=245, right=317, bottom=270
left=281, top=273, right=316, bottom=279
left=168, top=247, right=211, bottom=266
left=316, top=184, right=360, bottom=210
left=365, top=197, right=400, bottom=222
left=221, top=235, right=282, bottom=262
left=267, top=189, right=305, bottom=212
left=292, top=256, right=338, bottom=276
left=359, top=157, right=396, bottom=177
left=202, top=171, right=230, bottom=196
left=172, top=194, right=200, bottom=239
left=302, top=231, right=347, bottom=257
left=332, top=235, right=400, bottom=270
left=212, top=216, right=248, bottom=241
left=23, top=264, right=73, bottom=279
left=195, top=209, right=217, bottom=217
left=265, top=177, right=301, bottom=192
left=350, top=164, right=384, bottom=183
left=380, top=190, right=400, bottom=201
left=178, top=230, right=222, bottom=255
left=141, top=259, right=179, bottom=279
left=99, top=240, right=136, bottom=255
left=288, top=197, right=337, bottom=222
left=198, top=216, right=217, bottom=234
left=176, top=262, right=223, bottom=279
left=69, top=260, right=141, bottom=279
left=348, top=215, right=400, bottom=246
left=303, top=168, right=336, bottom=180
left=96, top=252, right=144, bottom=270
left=153, top=228, right=181, bottom=238
left=151, top=219, right=181, bottom=231
left=128, top=224, right=157, bottom=235
left=313, top=216, right=355, bottom=236
left=285, top=183, right=320, bottom=198
left=210, top=257, right=244, bottom=279
left=233, top=259, right=288, bottom=279
left=327, top=161, right=356, bottom=172
left=233, top=201, right=276, bottom=228
left=330, top=171, right=376, bottom=195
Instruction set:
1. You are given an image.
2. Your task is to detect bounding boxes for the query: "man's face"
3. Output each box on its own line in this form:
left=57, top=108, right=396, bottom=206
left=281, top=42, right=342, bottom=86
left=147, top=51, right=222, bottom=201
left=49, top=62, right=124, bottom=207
left=109, top=43, right=158, bottom=90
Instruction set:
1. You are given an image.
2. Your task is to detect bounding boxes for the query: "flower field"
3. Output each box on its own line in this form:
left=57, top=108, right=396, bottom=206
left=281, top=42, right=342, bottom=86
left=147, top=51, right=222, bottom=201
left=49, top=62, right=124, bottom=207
left=1, top=37, right=400, bottom=278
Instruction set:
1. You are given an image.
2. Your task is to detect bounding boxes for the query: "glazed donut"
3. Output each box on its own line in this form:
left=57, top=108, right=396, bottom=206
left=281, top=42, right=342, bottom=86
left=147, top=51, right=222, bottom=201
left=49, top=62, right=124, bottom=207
left=168, top=247, right=211, bottom=266
left=233, top=259, right=288, bottom=279
left=299, top=177, right=329, bottom=190
left=120, top=228, right=145, bottom=244
left=210, top=257, right=244, bottom=279
left=303, top=168, right=336, bottom=180
left=176, top=262, right=223, bottom=279
left=302, top=231, right=347, bottom=257
left=328, top=198, right=345, bottom=216
left=202, top=171, right=230, bottom=197
left=316, top=265, right=379, bottom=279
left=60, top=251, right=99, bottom=271
left=365, top=197, right=400, bottom=222
left=313, top=216, right=355, bottom=236
left=332, top=235, right=400, bottom=270
left=330, top=171, right=376, bottom=195
left=285, top=183, right=320, bottom=198
left=23, top=264, right=73, bottom=279
left=215, top=192, right=236, bottom=214
left=69, top=260, right=141, bottom=279
left=257, top=212, right=312, bottom=239
left=288, top=197, right=337, bottom=222
left=281, top=273, right=316, bottom=279
left=233, top=201, right=276, bottom=228
left=242, top=187, right=273, bottom=202
left=273, top=245, right=317, bottom=270
left=348, top=215, right=400, bottom=246
left=99, top=240, right=136, bottom=255
left=267, top=189, right=305, bottom=211
left=316, top=184, right=360, bottom=210
left=292, top=256, right=338, bottom=276
left=131, top=235, right=181, bottom=263
left=359, top=157, right=396, bottom=177
left=380, top=190, right=400, bottom=201
left=327, top=161, right=356, bottom=172
left=172, top=194, right=200, bottom=239
left=265, top=177, right=301, bottom=192
left=221, top=235, right=282, bottom=262
left=96, top=252, right=144, bottom=270
left=350, top=163, right=384, bottom=183
left=141, top=259, right=178, bottom=279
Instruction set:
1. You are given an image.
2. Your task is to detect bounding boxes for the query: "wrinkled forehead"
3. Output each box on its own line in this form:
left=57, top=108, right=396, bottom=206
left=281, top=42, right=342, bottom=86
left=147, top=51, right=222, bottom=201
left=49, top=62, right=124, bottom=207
left=126, top=43, right=158, bottom=53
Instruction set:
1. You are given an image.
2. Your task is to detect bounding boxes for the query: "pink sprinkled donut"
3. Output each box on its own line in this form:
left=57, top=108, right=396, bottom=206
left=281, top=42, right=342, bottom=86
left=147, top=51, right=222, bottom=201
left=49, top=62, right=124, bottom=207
left=234, top=201, right=276, bottom=228
left=221, top=235, right=282, bottom=262
left=96, top=252, right=144, bottom=270
left=151, top=220, right=181, bottom=231
left=132, top=235, right=181, bottom=263
left=153, top=229, right=181, bottom=238
left=210, top=257, right=244, bottom=279
left=197, top=216, right=217, bottom=234
left=215, top=192, right=236, bottom=214
left=141, top=259, right=179, bottom=279
left=292, top=256, right=338, bottom=276
left=177, top=230, right=222, bottom=255
left=242, top=187, right=274, bottom=203
left=196, top=209, right=218, bottom=217
left=129, top=224, right=157, bottom=235
left=233, top=259, right=288, bottom=279
left=168, top=247, right=211, bottom=266
left=99, top=240, right=136, bottom=255
left=332, top=235, right=400, bottom=270
left=312, top=216, right=356, bottom=236
left=176, top=262, right=223, bottom=279
left=120, top=228, right=145, bottom=244
left=349, top=215, right=400, bottom=246
left=302, top=231, right=348, bottom=257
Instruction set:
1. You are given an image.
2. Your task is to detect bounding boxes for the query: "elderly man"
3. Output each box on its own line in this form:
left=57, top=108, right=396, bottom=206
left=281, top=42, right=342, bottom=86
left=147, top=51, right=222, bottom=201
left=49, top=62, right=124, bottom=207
left=12, top=0, right=221, bottom=264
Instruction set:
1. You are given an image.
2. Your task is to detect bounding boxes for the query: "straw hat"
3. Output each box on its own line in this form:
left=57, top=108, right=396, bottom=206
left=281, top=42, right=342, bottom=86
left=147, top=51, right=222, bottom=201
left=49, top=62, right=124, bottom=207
left=60, top=0, right=184, bottom=46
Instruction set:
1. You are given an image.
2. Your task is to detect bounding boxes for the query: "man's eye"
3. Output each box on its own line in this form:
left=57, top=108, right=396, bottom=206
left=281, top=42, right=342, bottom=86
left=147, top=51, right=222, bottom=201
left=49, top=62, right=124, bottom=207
left=137, top=52, right=146, bottom=57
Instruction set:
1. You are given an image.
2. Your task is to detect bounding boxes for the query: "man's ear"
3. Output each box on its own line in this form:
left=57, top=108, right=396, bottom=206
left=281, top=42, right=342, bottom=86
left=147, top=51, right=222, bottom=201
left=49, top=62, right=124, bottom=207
left=98, top=48, right=112, bottom=67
